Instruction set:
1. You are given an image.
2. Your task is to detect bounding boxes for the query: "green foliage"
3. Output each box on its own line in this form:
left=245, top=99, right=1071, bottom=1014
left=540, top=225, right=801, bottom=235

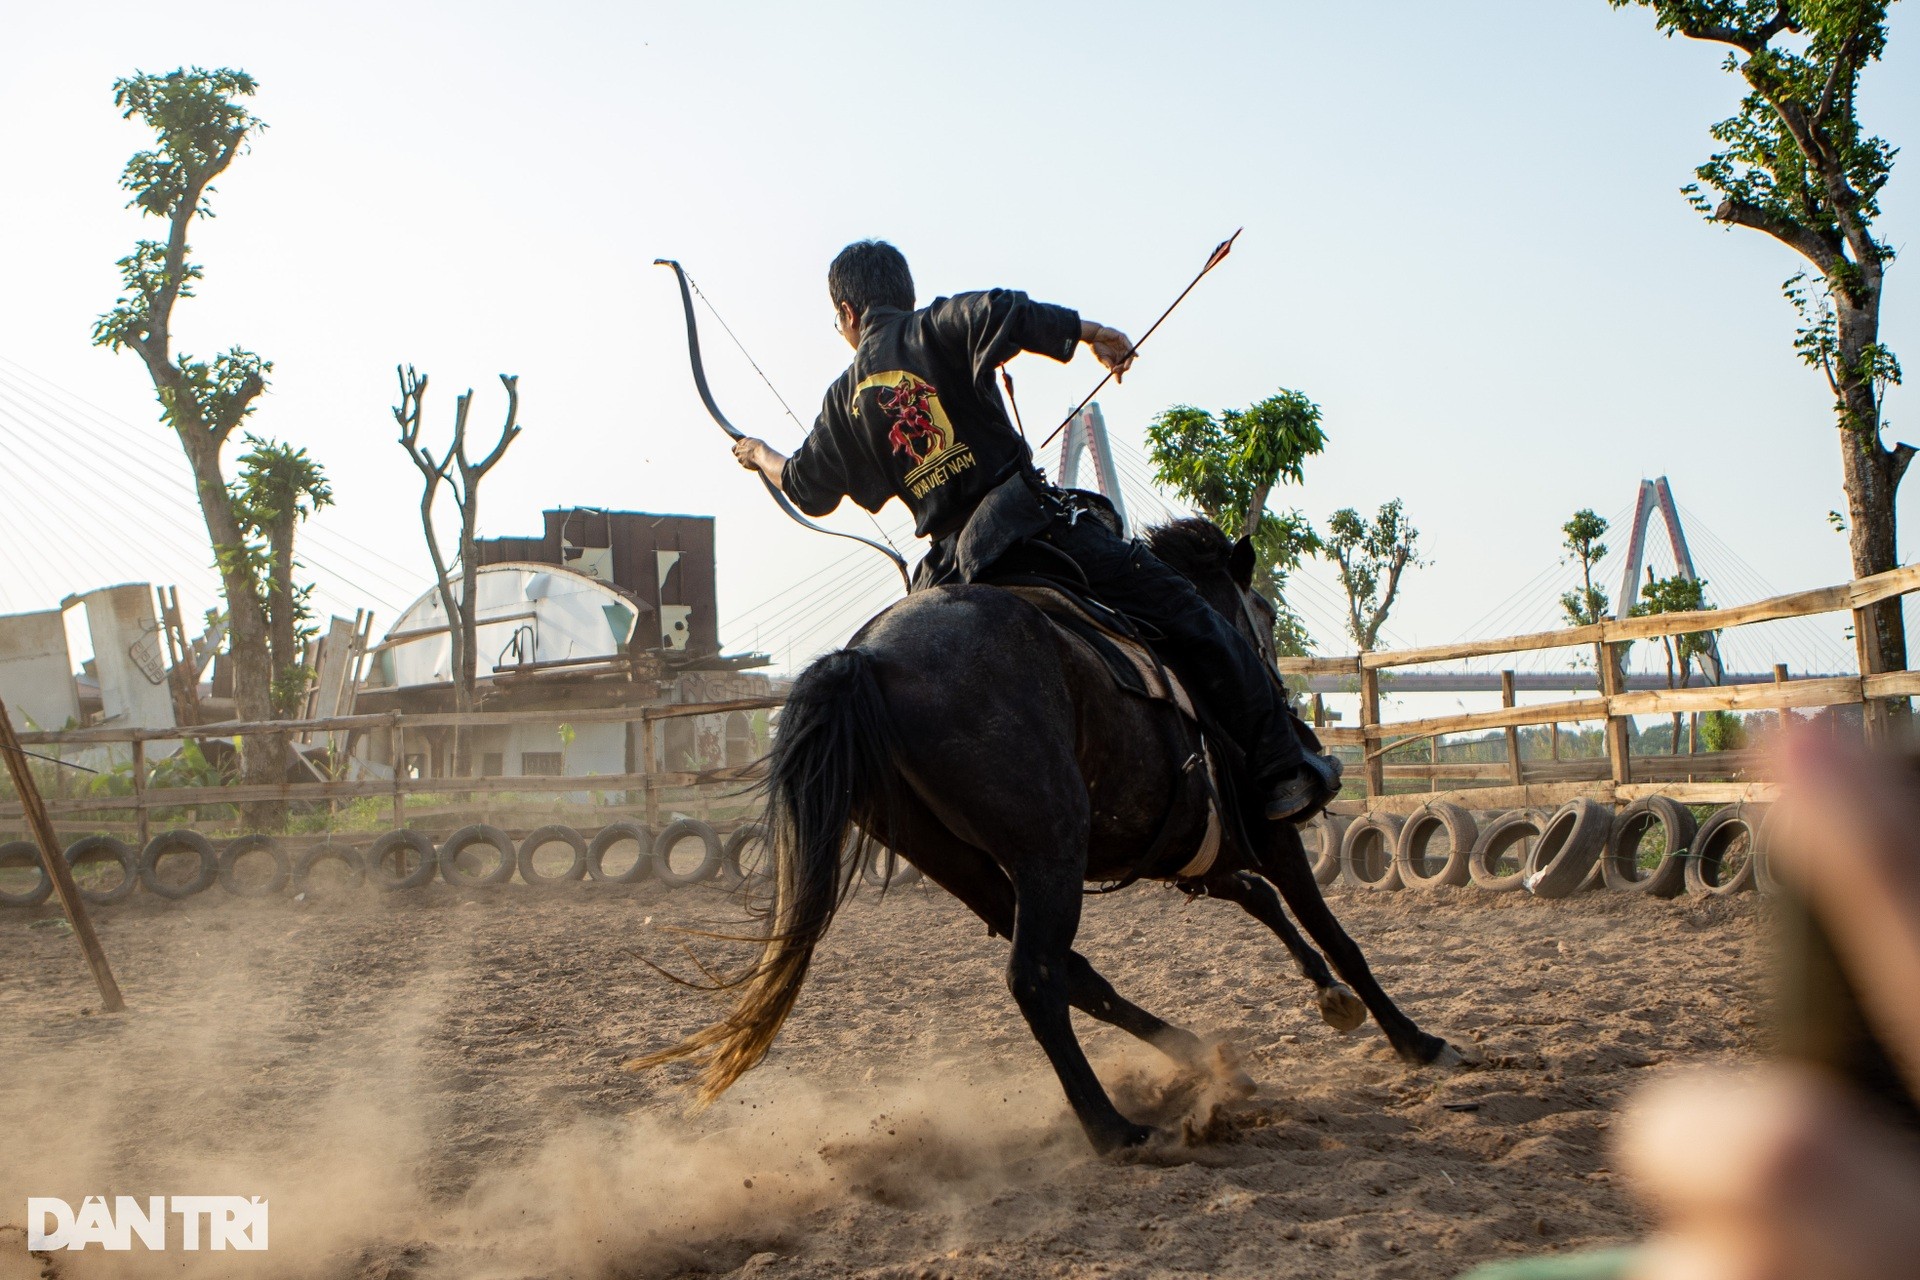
left=235, top=435, right=332, bottom=526
left=1631, top=572, right=1718, bottom=687
left=1146, top=389, right=1326, bottom=654
left=91, top=69, right=272, bottom=449
left=1559, top=508, right=1612, bottom=628
left=1146, top=391, right=1326, bottom=531
left=83, top=739, right=230, bottom=799
left=232, top=436, right=332, bottom=716
left=1323, top=500, right=1423, bottom=652
left=1609, top=2, right=1902, bottom=443
left=1699, top=709, right=1749, bottom=751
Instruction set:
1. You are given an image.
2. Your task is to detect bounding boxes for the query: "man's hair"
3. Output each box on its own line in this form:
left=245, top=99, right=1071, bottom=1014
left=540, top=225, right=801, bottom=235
left=828, top=240, right=914, bottom=315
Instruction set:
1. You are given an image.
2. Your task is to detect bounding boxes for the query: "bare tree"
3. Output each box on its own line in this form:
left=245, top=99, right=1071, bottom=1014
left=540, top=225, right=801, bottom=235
left=394, top=366, right=522, bottom=774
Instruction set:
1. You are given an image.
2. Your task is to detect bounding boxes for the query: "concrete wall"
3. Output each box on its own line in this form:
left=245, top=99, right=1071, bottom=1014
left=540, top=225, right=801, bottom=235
left=0, top=609, right=78, bottom=731
left=68, top=584, right=174, bottom=731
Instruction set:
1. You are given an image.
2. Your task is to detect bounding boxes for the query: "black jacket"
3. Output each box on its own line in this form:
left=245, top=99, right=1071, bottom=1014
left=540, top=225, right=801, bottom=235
left=781, top=290, right=1081, bottom=540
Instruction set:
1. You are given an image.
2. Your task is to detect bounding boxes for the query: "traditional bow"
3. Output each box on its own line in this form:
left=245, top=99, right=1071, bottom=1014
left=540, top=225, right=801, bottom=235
left=655, top=258, right=912, bottom=591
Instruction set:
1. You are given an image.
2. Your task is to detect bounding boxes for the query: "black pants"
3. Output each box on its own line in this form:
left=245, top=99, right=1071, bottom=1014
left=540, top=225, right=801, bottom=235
left=1029, top=513, right=1307, bottom=786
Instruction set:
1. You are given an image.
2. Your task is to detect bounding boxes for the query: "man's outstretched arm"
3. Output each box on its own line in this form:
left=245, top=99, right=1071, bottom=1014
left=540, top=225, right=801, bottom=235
left=732, top=437, right=787, bottom=490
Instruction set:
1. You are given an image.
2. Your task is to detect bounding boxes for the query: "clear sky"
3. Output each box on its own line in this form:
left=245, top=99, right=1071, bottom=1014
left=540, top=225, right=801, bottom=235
left=2, top=1, right=1915, bottom=693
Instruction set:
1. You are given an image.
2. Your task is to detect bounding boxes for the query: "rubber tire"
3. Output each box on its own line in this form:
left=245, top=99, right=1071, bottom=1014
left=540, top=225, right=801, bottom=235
left=0, top=840, right=51, bottom=907
left=139, top=829, right=219, bottom=900
left=368, top=829, right=439, bottom=890
left=654, top=818, right=723, bottom=887
left=1687, top=804, right=1765, bottom=898
left=1470, top=810, right=1540, bottom=893
left=1304, top=813, right=1350, bottom=886
left=218, top=835, right=291, bottom=897
left=517, top=825, right=587, bottom=885
left=583, top=825, right=652, bottom=886
left=1339, top=813, right=1405, bottom=891
left=1522, top=799, right=1612, bottom=899
left=586, top=822, right=654, bottom=883
left=438, top=824, right=516, bottom=888
left=294, top=842, right=366, bottom=891
left=860, top=842, right=923, bottom=889
left=1602, top=796, right=1695, bottom=897
left=66, top=835, right=138, bottom=905
left=1755, top=805, right=1793, bottom=896
left=722, top=823, right=774, bottom=887
left=1396, top=803, right=1477, bottom=889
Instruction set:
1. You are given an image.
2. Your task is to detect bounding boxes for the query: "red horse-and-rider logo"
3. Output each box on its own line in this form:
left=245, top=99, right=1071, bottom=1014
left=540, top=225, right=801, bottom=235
left=878, top=375, right=946, bottom=464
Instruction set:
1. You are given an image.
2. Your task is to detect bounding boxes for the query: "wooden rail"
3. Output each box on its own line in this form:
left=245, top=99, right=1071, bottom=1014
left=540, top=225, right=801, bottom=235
left=1284, top=562, right=1919, bottom=813
left=1, top=697, right=783, bottom=837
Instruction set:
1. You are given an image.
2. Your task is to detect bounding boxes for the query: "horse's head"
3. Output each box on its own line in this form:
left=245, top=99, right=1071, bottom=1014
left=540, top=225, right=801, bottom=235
left=1144, top=517, right=1279, bottom=666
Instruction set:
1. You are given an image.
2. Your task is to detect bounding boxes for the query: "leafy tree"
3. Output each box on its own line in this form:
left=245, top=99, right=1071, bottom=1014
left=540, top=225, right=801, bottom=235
left=1631, top=569, right=1719, bottom=752
left=233, top=437, right=332, bottom=716
left=1559, top=508, right=1613, bottom=673
left=1699, top=709, right=1749, bottom=751
left=394, top=366, right=523, bottom=774
left=90, top=67, right=311, bottom=809
left=1323, top=500, right=1423, bottom=652
left=1146, top=390, right=1325, bottom=655
left=1611, top=1, right=1909, bottom=689
left=1559, top=509, right=1612, bottom=626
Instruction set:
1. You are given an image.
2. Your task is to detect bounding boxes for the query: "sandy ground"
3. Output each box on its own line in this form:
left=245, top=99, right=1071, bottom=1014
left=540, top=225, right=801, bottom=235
left=0, top=873, right=1762, bottom=1280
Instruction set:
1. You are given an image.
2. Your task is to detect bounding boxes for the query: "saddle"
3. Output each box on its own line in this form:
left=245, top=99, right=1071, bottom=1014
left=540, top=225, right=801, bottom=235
left=996, top=583, right=1227, bottom=883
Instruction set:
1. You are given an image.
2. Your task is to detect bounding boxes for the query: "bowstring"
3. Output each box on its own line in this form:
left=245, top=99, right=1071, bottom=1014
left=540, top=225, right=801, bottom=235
left=682, top=273, right=909, bottom=566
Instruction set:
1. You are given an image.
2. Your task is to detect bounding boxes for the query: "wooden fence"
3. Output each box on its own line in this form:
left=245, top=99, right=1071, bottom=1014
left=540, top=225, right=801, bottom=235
left=10, top=560, right=1915, bottom=839
left=2, top=697, right=784, bottom=843
left=1278, top=563, right=1920, bottom=818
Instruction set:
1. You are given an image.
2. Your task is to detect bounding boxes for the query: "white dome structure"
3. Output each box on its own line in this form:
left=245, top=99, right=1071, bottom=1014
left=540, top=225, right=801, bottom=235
left=366, top=562, right=643, bottom=691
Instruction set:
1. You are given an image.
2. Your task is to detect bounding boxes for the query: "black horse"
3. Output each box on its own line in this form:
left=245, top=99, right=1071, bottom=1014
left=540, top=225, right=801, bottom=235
left=639, top=518, right=1462, bottom=1153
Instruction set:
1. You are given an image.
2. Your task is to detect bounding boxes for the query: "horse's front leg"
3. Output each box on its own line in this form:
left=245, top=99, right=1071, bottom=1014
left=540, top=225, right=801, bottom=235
left=1256, top=821, right=1465, bottom=1067
left=1198, top=868, right=1367, bottom=1033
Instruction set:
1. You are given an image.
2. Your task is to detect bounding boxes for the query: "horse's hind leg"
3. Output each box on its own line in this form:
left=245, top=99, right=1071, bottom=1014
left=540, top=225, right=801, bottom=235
left=886, top=798, right=1216, bottom=1082
left=1256, top=823, right=1464, bottom=1067
left=1003, top=853, right=1158, bottom=1152
left=1201, top=869, right=1367, bottom=1033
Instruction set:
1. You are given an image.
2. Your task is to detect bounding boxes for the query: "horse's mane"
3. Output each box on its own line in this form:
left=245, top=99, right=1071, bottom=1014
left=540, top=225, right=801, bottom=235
left=1144, top=517, right=1233, bottom=585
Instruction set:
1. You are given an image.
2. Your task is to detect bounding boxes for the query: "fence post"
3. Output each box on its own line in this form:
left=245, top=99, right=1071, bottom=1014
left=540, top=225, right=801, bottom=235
left=131, top=737, right=149, bottom=849
left=1852, top=606, right=1893, bottom=743
left=1773, top=663, right=1790, bottom=736
left=1359, top=666, right=1383, bottom=800
left=390, top=715, right=405, bottom=830
left=640, top=715, right=660, bottom=833
left=1600, top=641, right=1632, bottom=787
left=1501, top=670, right=1522, bottom=787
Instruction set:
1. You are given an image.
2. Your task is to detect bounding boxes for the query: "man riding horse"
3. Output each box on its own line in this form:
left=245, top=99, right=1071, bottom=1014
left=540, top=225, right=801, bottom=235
left=645, top=240, right=1459, bottom=1154
left=730, top=239, right=1343, bottom=823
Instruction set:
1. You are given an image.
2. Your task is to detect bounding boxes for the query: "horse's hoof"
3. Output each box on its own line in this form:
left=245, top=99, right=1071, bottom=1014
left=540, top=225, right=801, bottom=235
left=1095, top=1122, right=1159, bottom=1156
left=1427, top=1041, right=1475, bottom=1069
left=1316, top=983, right=1367, bottom=1033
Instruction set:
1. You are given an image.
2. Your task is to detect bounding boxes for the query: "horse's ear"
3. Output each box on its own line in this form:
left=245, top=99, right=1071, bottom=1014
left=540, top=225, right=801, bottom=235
left=1229, top=536, right=1256, bottom=591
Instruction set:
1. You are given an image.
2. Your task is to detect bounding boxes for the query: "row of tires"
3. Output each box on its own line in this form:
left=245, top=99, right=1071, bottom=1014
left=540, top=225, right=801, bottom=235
left=1305, top=797, right=1775, bottom=899
left=0, top=820, right=923, bottom=908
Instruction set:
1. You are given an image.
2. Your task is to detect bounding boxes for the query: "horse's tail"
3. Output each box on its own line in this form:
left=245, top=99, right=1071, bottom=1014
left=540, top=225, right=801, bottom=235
left=628, top=647, right=899, bottom=1105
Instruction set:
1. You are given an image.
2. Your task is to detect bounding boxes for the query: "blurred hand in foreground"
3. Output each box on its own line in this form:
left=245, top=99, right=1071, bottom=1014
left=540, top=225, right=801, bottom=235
left=1621, top=734, right=1920, bottom=1280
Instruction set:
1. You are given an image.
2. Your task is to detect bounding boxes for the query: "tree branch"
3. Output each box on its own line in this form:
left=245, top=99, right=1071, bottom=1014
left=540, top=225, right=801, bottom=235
left=1713, top=197, right=1843, bottom=271
left=1674, top=3, right=1793, bottom=53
